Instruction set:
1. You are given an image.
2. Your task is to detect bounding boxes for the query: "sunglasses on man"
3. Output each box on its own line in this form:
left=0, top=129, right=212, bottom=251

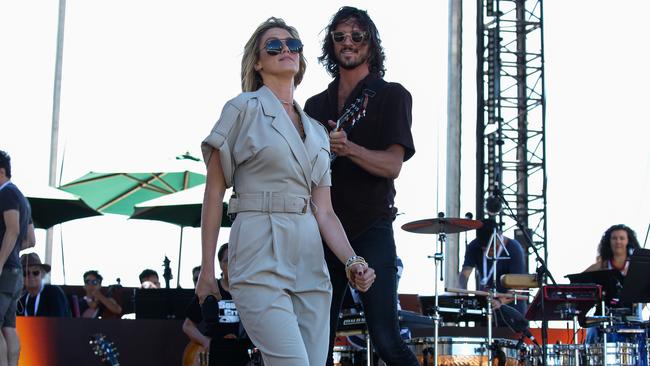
left=23, top=270, right=41, bottom=277
left=85, top=279, right=100, bottom=285
left=264, top=38, right=303, bottom=56
left=331, top=31, right=368, bottom=44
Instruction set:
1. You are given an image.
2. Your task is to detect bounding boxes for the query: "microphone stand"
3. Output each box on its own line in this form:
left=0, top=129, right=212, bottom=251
left=484, top=224, right=510, bottom=364
left=495, top=191, right=557, bottom=366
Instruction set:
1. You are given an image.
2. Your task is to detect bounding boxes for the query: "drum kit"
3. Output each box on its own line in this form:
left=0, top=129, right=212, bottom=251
left=333, top=215, right=650, bottom=366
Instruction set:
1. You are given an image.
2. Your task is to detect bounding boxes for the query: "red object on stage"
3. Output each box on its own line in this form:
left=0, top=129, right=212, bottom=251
left=525, top=284, right=601, bottom=321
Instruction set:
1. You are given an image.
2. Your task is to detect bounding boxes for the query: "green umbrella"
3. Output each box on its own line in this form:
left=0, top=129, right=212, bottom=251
left=26, top=186, right=102, bottom=229
left=130, top=184, right=231, bottom=287
left=59, top=169, right=205, bottom=216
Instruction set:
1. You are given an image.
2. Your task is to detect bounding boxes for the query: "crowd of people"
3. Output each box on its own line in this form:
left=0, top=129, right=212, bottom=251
left=1, top=5, right=647, bottom=366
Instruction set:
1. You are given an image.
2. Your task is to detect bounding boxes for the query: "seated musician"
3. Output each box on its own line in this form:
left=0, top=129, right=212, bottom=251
left=138, top=268, right=161, bottom=289
left=17, top=253, right=71, bottom=317
left=458, top=218, right=527, bottom=317
left=182, top=243, right=250, bottom=366
left=78, top=270, right=122, bottom=318
left=583, top=224, right=640, bottom=276
left=582, top=224, right=644, bottom=346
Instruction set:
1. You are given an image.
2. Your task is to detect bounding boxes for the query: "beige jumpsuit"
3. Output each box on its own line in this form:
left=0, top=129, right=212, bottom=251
left=202, top=86, right=333, bottom=366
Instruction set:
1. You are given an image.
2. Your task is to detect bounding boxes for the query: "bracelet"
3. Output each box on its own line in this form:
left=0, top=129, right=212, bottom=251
left=345, top=255, right=366, bottom=269
left=345, top=255, right=367, bottom=282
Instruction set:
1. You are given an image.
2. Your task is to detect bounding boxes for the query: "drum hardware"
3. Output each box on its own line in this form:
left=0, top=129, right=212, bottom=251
left=483, top=223, right=511, bottom=365
left=402, top=213, right=482, bottom=366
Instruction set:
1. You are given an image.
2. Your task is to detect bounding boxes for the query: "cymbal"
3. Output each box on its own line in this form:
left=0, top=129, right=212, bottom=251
left=401, top=217, right=482, bottom=234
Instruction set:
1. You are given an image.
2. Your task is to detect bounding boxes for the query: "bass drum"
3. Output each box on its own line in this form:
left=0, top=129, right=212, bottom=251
left=406, top=337, right=522, bottom=366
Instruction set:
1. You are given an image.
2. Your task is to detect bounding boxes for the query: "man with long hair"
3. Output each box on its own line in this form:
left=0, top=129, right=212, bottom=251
left=305, top=7, right=418, bottom=365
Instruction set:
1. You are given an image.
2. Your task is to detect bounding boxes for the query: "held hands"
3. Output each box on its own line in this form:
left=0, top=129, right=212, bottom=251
left=328, top=120, right=355, bottom=157
left=345, top=256, right=376, bottom=292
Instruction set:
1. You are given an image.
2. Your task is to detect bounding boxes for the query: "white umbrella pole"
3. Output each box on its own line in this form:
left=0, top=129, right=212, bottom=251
left=176, top=227, right=184, bottom=288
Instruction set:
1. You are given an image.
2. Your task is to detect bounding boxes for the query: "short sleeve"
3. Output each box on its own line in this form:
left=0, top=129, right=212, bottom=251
left=315, top=148, right=332, bottom=187
left=462, top=240, right=481, bottom=268
left=508, top=239, right=526, bottom=275
left=201, top=102, right=244, bottom=188
left=381, top=83, right=415, bottom=161
left=0, top=188, right=19, bottom=213
left=184, top=295, right=202, bottom=323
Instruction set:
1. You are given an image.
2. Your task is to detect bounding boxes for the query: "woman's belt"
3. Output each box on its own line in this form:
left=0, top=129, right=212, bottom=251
left=228, top=192, right=310, bottom=214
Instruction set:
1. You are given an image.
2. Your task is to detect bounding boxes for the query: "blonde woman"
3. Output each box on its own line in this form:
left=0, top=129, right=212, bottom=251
left=196, top=17, right=375, bottom=366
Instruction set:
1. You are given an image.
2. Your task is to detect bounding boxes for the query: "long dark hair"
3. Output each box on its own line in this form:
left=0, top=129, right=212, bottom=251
left=597, top=224, right=640, bottom=260
left=318, top=6, right=386, bottom=78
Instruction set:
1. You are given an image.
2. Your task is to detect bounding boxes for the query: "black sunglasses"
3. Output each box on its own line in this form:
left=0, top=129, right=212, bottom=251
left=23, top=270, right=41, bottom=277
left=264, top=38, right=303, bottom=56
left=85, top=279, right=100, bottom=285
left=331, top=31, right=368, bottom=44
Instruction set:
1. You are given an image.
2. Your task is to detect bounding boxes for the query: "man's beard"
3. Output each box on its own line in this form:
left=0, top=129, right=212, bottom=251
left=338, top=49, right=369, bottom=70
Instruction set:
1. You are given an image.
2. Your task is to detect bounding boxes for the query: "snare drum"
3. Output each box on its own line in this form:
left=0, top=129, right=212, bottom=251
left=406, top=337, right=521, bottom=366
left=584, top=342, right=637, bottom=366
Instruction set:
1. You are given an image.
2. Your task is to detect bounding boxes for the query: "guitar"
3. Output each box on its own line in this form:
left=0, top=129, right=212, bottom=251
left=89, top=333, right=120, bottom=366
left=182, top=341, right=209, bottom=366
left=330, top=88, right=376, bottom=162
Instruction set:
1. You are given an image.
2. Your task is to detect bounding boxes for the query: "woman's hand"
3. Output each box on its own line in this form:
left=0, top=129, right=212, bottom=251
left=348, top=263, right=376, bottom=292
left=195, top=272, right=221, bottom=304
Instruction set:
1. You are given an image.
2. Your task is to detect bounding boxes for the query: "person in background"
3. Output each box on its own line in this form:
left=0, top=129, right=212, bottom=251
left=182, top=243, right=250, bottom=366
left=78, top=270, right=122, bottom=318
left=139, top=269, right=161, bottom=289
left=304, top=7, right=416, bottom=365
left=196, top=16, right=375, bottom=366
left=458, top=218, right=527, bottom=316
left=0, top=149, right=35, bottom=366
left=582, top=224, right=645, bottom=360
left=583, top=224, right=640, bottom=275
left=192, top=265, right=201, bottom=288
left=17, top=253, right=70, bottom=317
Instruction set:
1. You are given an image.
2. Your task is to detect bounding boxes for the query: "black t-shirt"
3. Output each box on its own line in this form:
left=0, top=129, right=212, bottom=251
left=18, top=284, right=72, bottom=317
left=185, top=279, right=239, bottom=339
left=463, top=237, right=527, bottom=315
left=305, top=75, right=415, bottom=239
left=0, top=182, right=31, bottom=269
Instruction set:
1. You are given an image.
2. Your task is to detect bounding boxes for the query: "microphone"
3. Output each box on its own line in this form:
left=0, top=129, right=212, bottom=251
left=485, top=195, right=502, bottom=216
left=464, top=212, right=473, bottom=219
left=499, top=304, right=540, bottom=347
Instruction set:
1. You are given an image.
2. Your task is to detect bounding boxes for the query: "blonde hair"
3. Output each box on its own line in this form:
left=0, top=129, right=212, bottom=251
left=241, top=17, right=306, bottom=92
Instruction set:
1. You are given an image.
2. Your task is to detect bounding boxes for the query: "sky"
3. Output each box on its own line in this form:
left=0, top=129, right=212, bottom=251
left=1, top=1, right=649, bottom=300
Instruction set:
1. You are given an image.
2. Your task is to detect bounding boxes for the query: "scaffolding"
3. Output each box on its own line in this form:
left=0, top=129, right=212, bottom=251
left=476, top=0, right=548, bottom=271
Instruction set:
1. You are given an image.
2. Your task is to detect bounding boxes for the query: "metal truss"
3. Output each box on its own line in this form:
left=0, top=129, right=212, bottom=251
left=476, top=0, right=548, bottom=271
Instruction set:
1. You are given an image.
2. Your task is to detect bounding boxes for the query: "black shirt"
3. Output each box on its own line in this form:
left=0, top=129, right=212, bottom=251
left=18, top=284, right=72, bottom=317
left=0, top=182, right=31, bottom=269
left=305, top=74, right=415, bottom=239
left=185, top=279, right=239, bottom=339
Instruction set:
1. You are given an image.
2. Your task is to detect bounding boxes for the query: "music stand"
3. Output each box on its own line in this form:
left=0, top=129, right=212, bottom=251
left=135, top=288, right=195, bottom=319
left=620, top=248, right=650, bottom=304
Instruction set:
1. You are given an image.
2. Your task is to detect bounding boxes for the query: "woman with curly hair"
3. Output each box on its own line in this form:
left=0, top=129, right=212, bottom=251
left=584, top=224, right=640, bottom=275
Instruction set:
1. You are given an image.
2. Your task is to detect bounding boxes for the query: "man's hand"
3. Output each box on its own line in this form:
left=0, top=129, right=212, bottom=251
left=349, top=264, right=376, bottom=292
left=328, top=120, right=356, bottom=158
